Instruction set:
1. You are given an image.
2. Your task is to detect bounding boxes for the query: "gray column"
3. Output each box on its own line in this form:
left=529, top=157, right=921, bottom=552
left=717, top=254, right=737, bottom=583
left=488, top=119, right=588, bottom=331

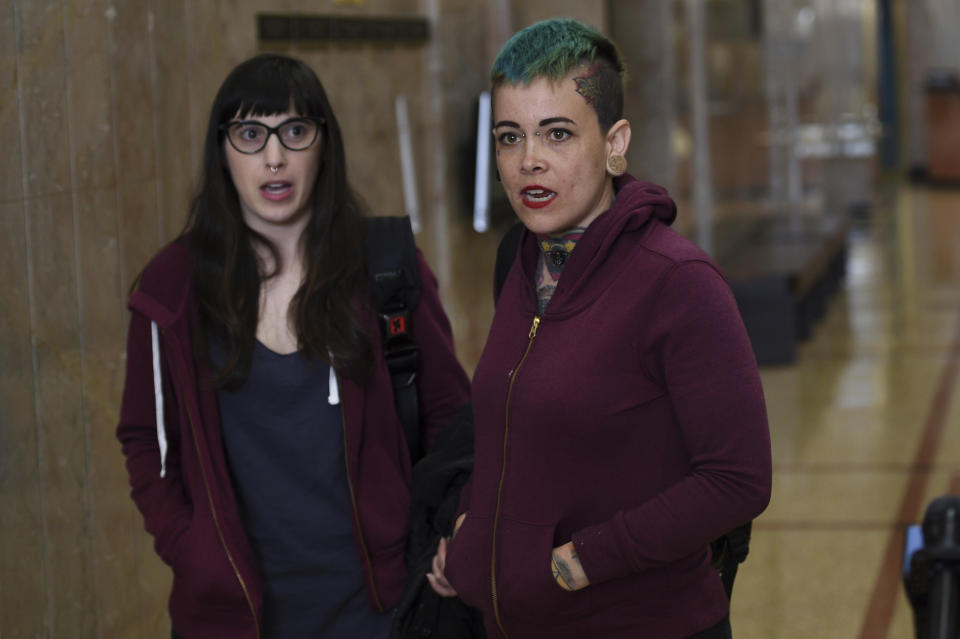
left=486, top=0, right=514, bottom=65
left=685, top=0, right=714, bottom=254
left=611, top=0, right=676, bottom=193
left=763, top=0, right=803, bottom=213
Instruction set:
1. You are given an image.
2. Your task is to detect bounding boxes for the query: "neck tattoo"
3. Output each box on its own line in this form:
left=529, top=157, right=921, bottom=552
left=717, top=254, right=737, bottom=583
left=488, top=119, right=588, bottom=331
left=535, top=228, right=586, bottom=314
left=538, top=228, right=585, bottom=277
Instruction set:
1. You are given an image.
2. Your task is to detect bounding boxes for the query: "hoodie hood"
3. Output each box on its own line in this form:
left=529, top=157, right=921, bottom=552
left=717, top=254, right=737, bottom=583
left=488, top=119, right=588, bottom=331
left=516, top=174, right=678, bottom=317
left=128, top=238, right=194, bottom=329
left=608, top=174, right=678, bottom=229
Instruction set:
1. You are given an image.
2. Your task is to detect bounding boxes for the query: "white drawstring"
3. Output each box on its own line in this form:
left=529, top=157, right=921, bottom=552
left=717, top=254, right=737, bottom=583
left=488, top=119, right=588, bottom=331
left=328, top=361, right=340, bottom=405
left=152, top=330, right=338, bottom=475
left=151, top=321, right=168, bottom=478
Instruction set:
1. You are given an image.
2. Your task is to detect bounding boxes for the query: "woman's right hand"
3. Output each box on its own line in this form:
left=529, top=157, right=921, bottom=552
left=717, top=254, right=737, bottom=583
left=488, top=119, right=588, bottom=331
left=426, top=512, right=467, bottom=597
left=427, top=537, right=457, bottom=596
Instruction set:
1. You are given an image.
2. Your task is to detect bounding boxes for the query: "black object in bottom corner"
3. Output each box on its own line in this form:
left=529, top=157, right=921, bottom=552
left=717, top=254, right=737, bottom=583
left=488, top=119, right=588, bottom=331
left=903, top=494, right=960, bottom=639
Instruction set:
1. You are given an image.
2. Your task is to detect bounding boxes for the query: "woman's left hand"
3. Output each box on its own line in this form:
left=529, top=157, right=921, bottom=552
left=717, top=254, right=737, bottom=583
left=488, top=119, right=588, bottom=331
left=551, top=541, right=590, bottom=591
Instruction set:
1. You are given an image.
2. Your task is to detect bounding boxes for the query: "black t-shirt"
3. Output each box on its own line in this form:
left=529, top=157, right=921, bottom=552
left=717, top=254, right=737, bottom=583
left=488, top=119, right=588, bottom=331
left=215, top=340, right=393, bottom=638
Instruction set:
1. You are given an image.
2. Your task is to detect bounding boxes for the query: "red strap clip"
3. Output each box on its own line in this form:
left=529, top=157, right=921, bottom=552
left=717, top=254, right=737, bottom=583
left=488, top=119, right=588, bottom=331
left=388, top=315, right=407, bottom=336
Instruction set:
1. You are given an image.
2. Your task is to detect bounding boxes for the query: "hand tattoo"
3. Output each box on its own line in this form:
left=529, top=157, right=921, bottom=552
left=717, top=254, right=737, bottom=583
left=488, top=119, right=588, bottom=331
left=551, top=549, right=578, bottom=591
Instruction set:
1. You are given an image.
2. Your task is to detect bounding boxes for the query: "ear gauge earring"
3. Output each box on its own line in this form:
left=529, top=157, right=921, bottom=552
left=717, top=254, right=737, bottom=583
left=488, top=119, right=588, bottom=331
left=607, top=154, right=627, bottom=176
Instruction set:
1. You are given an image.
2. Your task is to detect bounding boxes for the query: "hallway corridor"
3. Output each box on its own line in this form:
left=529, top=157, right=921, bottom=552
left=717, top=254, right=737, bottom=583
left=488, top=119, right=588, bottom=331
left=440, top=181, right=960, bottom=638
left=695, top=184, right=958, bottom=638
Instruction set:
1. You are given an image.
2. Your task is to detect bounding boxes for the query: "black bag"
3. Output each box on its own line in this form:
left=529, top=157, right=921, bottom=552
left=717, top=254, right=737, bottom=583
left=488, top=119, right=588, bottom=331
left=363, top=217, right=485, bottom=639
left=494, top=221, right=752, bottom=600
left=391, top=403, right=485, bottom=638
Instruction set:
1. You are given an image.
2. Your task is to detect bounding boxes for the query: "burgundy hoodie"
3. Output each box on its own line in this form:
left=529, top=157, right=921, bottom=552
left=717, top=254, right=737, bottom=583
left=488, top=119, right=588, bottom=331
left=444, top=176, right=772, bottom=639
left=116, top=237, right=469, bottom=638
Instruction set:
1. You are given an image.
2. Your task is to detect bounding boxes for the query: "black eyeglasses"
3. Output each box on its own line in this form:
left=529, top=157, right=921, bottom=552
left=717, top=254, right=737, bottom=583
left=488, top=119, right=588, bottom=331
left=219, top=116, right=325, bottom=154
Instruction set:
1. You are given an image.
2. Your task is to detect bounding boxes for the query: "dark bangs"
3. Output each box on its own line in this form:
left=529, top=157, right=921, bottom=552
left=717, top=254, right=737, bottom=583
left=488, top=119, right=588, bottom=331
left=214, top=54, right=327, bottom=124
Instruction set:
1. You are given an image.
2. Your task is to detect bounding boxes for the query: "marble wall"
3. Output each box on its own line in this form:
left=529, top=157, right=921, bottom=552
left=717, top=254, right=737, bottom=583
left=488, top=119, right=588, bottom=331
left=3, top=2, right=178, bottom=636
left=0, top=1, right=606, bottom=636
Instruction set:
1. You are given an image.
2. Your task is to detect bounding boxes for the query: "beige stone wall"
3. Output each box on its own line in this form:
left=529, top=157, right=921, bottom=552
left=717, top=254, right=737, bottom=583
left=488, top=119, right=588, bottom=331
left=0, top=2, right=433, bottom=637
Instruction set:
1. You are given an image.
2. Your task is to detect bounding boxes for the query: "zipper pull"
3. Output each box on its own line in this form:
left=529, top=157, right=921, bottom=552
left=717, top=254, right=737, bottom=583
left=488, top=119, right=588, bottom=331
left=529, top=316, right=541, bottom=339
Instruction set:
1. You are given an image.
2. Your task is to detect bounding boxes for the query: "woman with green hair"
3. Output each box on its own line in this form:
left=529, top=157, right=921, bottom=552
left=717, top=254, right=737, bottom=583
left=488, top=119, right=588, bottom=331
left=428, top=17, right=771, bottom=638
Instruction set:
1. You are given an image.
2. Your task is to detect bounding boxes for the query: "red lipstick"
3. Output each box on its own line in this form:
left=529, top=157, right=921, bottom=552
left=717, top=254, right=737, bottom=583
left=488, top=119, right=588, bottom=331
left=520, top=185, right=556, bottom=209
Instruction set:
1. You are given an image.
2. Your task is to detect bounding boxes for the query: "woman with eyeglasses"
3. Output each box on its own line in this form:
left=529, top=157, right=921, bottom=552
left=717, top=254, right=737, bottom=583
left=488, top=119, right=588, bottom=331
left=427, top=19, right=771, bottom=638
left=116, top=53, right=469, bottom=639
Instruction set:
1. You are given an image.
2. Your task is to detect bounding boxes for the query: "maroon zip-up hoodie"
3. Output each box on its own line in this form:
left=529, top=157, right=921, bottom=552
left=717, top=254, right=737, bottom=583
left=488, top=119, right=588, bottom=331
left=444, top=176, right=772, bottom=639
left=117, top=237, right=469, bottom=638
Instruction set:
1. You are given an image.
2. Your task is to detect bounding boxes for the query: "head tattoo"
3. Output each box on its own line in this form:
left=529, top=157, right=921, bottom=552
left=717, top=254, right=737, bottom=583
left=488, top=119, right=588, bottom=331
left=574, top=64, right=603, bottom=107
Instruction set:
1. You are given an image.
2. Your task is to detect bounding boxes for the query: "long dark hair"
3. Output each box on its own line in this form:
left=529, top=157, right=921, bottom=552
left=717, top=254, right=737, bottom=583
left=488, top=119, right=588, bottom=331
left=184, top=53, right=372, bottom=387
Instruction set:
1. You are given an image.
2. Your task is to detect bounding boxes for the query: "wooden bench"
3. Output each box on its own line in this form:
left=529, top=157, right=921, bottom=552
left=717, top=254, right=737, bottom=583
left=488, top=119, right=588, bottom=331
left=709, top=214, right=850, bottom=365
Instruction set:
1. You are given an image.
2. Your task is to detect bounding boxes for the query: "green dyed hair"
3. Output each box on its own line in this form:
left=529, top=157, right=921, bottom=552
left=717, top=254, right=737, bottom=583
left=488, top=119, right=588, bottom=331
left=490, top=17, right=625, bottom=131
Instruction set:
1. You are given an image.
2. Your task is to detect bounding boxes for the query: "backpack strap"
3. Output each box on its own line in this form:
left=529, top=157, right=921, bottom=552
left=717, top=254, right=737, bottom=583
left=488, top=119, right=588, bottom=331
left=493, top=222, right=525, bottom=303
left=364, top=216, right=422, bottom=462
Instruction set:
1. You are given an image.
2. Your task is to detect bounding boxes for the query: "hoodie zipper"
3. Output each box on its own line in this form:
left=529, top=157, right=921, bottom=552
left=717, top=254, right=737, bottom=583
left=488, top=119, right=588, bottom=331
left=165, top=329, right=261, bottom=639
left=340, top=402, right=385, bottom=612
left=490, top=315, right=541, bottom=638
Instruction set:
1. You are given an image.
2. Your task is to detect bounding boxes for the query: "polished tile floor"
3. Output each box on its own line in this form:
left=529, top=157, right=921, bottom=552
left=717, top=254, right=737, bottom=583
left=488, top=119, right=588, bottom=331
left=720, top=183, right=960, bottom=638
left=440, top=180, right=960, bottom=638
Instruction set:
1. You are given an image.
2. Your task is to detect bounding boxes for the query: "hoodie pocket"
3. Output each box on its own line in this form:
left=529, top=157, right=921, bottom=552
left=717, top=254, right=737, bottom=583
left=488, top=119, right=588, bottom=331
left=169, top=517, right=248, bottom=613
left=443, top=513, right=493, bottom=612
left=495, top=517, right=582, bottom=621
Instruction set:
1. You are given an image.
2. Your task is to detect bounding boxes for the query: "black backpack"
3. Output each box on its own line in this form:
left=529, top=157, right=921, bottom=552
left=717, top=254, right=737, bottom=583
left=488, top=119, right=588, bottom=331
left=493, top=221, right=752, bottom=599
left=364, top=216, right=485, bottom=639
